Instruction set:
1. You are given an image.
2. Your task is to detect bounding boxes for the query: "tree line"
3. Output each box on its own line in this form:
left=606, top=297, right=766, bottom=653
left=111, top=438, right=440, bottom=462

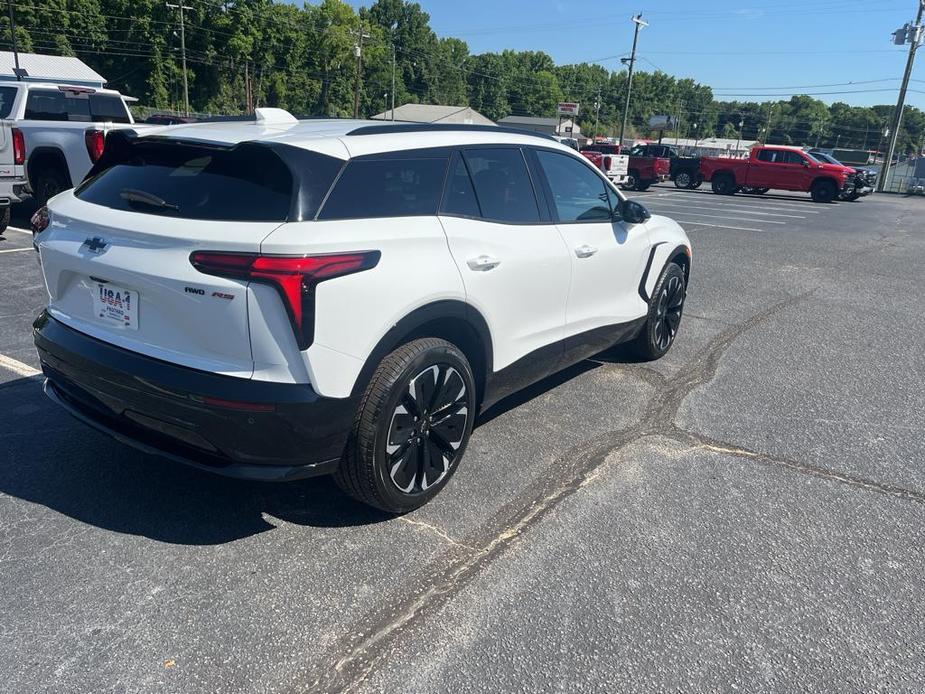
left=3, top=0, right=923, bottom=153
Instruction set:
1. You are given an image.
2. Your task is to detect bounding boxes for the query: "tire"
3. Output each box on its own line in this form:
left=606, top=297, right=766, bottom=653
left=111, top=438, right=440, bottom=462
left=32, top=167, right=70, bottom=207
left=755, top=188, right=770, bottom=195
left=631, top=262, right=686, bottom=361
left=691, top=175, right=704, bottom=189
left=674, top=171, right=692, bottom=189
left=0, top=207, right=9, bottom=234
left=711, top=173, right=736, bottom=195
left=811, top=179, right=837, bottom=203
left=621, top=170, right=639, bottom=191
left=635, top=180, right=651, bottom=192
left=335, top=337, right=476, bottom=514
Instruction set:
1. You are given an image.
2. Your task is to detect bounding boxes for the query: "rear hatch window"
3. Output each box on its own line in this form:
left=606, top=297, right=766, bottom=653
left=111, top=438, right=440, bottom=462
left=76, top=141, right=297, bottom=221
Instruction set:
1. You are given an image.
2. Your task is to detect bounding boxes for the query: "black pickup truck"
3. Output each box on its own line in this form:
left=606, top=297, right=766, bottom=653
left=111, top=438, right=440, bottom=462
left=630, top=143, right=702, bottom=189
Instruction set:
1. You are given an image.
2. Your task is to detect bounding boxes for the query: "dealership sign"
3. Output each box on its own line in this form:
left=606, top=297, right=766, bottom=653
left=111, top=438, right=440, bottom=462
left=557, top=102, right=580, bottom=116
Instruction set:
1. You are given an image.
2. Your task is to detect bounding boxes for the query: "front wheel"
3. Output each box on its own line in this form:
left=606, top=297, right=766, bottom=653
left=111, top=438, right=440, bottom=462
left=32, top=168, right=70, bottom=207
left=335, top=338, right=476, bottom=513
left=674, top=171, right=692, bottom=189
left=631, top=262, right=686, bottom=361
left=810, top=180, right=837, bottom=203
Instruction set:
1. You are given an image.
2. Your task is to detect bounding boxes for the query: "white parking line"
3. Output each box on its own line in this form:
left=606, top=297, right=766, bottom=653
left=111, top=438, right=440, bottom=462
left=656, top=210, right=787, bottom=225
left=672, top=220, right=764, bottom=232
left=0, top=353, right=40, bottom=377
left=649, top=195, right=824, bottom=214
left=4, top=226, right=32, bottom=235
left=646, top=201, right=806, bottom=219
left=664, top=192, right=833, bottom=211
left=0, top=247, right=33, bottom=254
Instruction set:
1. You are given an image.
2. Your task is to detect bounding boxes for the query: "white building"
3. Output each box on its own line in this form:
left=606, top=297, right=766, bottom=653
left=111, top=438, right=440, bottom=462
left=0, top=52, right=106, bottom=89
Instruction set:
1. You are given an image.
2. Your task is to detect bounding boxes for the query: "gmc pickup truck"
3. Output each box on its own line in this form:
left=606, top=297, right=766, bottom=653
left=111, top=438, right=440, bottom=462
left=1, top=82, right=147, bottom=207
left=579, top=148, right=630, bottom=185
left=580, top=142, right=669, bottom=191
left=700, top=145, right=853, bottom=203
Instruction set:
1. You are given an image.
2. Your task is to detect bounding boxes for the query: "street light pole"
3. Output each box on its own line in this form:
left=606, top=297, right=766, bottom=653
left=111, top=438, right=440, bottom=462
left=352, top=22, right=370, bottom=119
left=390, top=21, right=397, bottom=121
left=166, top=1, right=190, bottom=116
left=619, top=14, right=647, bottom=150
left=879, top=0, right=924, bottom=192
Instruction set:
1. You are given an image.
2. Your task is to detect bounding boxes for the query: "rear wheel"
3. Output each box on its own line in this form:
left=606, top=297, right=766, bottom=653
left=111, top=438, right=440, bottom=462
left=335, top=338, right=476, bottom=514
left=711, top=173, right=736, bottom=195
left=691, top=174, right=704, bottom=189
left=674, top=171, right=692, bottom=189
left=631, top=262, right=686, bottom=361
left=621, top=170, right=639, bottom=191
left=32, top=167, right=70, bottom=207
left=635, top=180, right=651, bottom=192
left=810, top=179, right=837, bottom=203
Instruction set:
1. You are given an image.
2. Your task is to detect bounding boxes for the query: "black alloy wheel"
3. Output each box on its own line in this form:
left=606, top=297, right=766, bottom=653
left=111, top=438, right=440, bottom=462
left=653, top=273, right=685, bottom=351
left=386, top=363, right=469, bottom=494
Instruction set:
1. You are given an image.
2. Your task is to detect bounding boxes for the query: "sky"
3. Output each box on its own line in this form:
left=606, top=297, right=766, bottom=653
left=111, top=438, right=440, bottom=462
left=343, top=0, right=924, bottom=109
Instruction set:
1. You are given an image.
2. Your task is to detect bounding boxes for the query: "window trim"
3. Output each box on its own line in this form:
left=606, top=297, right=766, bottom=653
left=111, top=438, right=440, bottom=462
left=528, top=145, right=621, bottom=225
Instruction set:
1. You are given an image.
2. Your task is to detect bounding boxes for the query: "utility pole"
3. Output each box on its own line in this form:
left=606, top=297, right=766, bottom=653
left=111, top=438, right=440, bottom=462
left=390, top=21, right=397, bottom=121
left=352, top=22, right=370, bottom=119
left=879, top=0, right=924, bottom=191
left=6, top=0, right=24, bottom=80
left=166, top=1, right=190, bottom=116
left=593, top=89, right=601, bottom=137
left=619, top=14, right=647, bottom=149
left=764, top=103, right=773, bottom=143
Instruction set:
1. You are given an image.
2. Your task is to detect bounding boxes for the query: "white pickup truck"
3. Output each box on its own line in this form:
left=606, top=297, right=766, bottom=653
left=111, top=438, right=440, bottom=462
left=0, top=81, right=144, bottom=232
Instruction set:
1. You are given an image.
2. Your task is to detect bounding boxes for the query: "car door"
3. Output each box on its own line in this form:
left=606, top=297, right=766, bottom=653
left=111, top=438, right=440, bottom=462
left=438, top=148, right=571, bottom=392
left=530, top=147, right=652, bottom=356
left=747, top=148, right=782, bottom=189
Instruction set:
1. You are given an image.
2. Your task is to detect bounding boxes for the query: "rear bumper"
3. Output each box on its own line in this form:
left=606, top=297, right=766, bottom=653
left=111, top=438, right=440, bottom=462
left=34, top=311, right=357, bottom=481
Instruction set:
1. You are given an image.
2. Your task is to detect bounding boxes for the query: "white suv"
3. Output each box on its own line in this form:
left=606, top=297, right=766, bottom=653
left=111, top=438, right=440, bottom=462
left=33, top=111, right=691, bottom=513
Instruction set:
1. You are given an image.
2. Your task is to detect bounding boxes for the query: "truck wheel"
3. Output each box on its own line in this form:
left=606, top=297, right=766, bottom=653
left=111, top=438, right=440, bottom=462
left=754, top=188, right=769, bottom=195
left=32, top=168, right=71, bottom=207
left=674, top=171, right=692, bottom=189
left=0, top=207, right=9, bottom=235
left=335, top=337, right=476, bottom=514
left=691, top=175, right=704, bottom=189
left=711, top=174, right=736, bottom=195
left=810, top=180, right=837, bottom=203
left=634, top=180, right=651, bottom=192
left=621, top=170, right=639, bottom=191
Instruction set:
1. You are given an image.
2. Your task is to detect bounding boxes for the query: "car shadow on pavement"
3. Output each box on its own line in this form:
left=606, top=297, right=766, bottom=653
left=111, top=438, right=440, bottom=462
left=0, top=376, right=393, bottom=545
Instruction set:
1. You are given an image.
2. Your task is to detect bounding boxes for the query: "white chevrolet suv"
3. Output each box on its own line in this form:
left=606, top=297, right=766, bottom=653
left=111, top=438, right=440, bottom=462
left=32, top=111, right=691, bottom=513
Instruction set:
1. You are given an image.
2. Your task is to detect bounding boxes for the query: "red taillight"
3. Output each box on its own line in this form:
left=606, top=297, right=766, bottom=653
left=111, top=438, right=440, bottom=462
left=603, top=155, right=612, bottom=169
left=30, top=205, right=49, bottom=234
left=85, top=129, right=105, bottom=163
left=189, top=251, right=381, bottom=349
left=11, top=127, right=24, bottom=166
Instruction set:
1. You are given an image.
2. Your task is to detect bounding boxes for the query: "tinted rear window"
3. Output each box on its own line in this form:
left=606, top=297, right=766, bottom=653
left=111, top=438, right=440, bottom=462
left=24, top=89, right=131, bottom=123
left=463, top=148, right=540, bottom=223
left=76, top=142, right=293, bottom=221
left=0, top=86, right=16, bottom=118
left=319, top=156, right=448, bottom=220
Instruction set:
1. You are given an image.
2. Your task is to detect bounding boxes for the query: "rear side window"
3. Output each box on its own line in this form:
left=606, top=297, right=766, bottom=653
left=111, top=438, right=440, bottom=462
left=24, top=89, right=130, bottom=123
left=0, top=86, right=17, bottom=118
left=319, top=156, right=448, bottom=220
left=76, top=141, right=293, bottom=221
left=463, top=148, right=540, bottom=223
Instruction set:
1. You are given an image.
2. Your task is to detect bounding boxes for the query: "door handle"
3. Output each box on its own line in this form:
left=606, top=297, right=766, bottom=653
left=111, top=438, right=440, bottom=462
left=574, top=244, right=598, bottom=258
left=467, top=254, right=501, bottom=271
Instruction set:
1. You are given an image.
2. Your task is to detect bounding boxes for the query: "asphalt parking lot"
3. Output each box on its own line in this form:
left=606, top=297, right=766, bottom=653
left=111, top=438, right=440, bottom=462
left=2, top=188, right=924, bottom=693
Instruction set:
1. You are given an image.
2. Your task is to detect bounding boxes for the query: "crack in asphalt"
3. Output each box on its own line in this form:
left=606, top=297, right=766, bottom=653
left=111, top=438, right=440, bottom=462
left=308, top=289, right=867, bottom=693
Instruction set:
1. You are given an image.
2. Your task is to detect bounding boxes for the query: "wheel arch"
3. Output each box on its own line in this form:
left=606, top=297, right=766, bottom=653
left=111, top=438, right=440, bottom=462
left=26, top=146, right=73, bottom=190
left=639, top=242, right=691, bottom=302
left=349, top=300, right=493, bottom=406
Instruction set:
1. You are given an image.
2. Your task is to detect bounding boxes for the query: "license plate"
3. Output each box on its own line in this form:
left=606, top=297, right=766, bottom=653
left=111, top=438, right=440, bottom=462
left=92, top=281, right=138, bottom=330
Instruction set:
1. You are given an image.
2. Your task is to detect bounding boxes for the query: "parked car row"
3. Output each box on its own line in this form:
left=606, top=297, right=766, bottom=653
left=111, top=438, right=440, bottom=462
left=580, top=141, right=670, bottom=191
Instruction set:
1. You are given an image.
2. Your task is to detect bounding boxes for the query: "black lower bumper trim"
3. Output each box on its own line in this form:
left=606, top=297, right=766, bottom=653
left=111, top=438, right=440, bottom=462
left=34, top=312, right=356, bottom=480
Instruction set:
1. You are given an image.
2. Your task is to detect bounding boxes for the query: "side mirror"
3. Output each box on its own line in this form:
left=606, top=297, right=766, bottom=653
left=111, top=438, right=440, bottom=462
left=622, top=199, right=651, bottom=225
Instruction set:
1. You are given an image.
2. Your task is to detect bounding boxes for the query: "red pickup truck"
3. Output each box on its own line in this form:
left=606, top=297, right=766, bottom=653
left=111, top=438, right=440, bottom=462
left=581, top=142, right=670, bottom=191
left=700, top=145, right=853, bottom=203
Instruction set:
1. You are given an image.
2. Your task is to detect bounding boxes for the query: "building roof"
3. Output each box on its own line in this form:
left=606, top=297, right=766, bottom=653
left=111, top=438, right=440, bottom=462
left=370, top=103, right=494, bottom=126
left=0, top=52, right=106, bottom=86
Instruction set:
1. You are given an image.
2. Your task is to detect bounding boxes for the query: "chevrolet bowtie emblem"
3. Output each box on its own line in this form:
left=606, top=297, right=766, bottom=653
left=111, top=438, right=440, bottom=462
left=82, top=236, right=108, bottom=253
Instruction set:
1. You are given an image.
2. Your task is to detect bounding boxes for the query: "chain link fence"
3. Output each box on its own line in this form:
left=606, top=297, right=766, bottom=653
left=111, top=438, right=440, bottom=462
left=880, top=158, right=925, bottom=194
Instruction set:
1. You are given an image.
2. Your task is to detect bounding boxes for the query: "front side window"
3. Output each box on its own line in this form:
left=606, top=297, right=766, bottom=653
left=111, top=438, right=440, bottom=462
left=463, top=147, right=540, bottom=223
left=782, top=151, right=806, bottom=165
left=535, top=150, right=612, bottom=223
left=319, top=156, right=448, bottom=220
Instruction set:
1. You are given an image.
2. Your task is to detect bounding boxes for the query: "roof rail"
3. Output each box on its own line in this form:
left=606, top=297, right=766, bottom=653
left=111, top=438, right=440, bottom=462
left=346, top=122, right=558, bottom=142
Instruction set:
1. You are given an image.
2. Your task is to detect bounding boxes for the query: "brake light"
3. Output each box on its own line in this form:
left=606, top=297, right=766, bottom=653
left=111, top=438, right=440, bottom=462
left=189, top=251, right=381, bottom=350
left=85, top=129, right=105, bottom=163
left=603, top=155, right=612, bottom=169
left=30, top=205, right=49, bottom=234
left=11, top=127, right=24, bottom=165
